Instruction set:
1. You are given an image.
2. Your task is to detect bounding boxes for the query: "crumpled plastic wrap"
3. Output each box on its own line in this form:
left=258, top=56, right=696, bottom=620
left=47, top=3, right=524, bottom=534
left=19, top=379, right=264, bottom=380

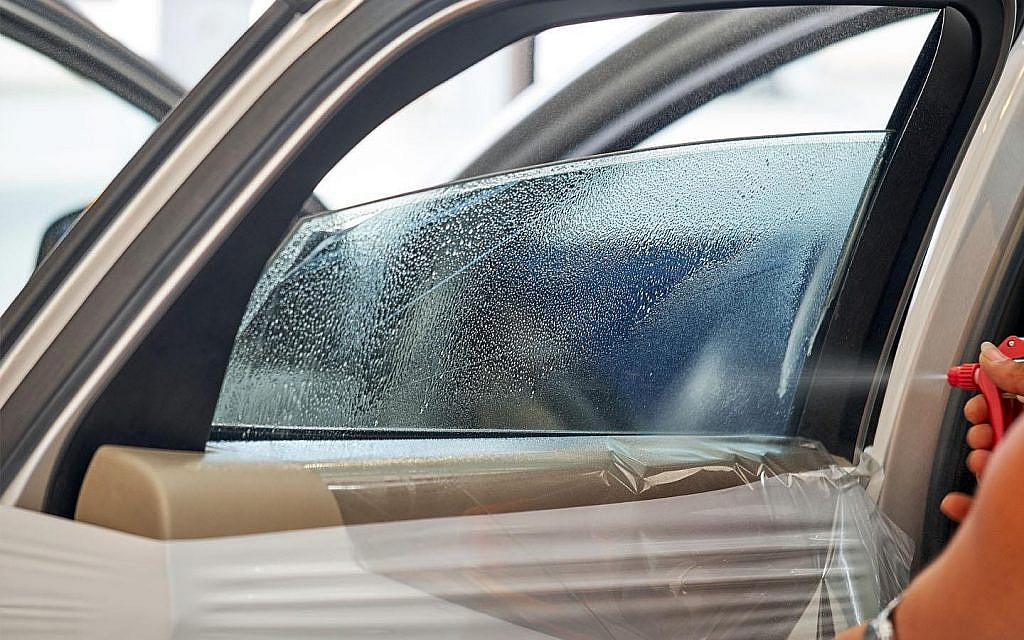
left=1, top=436, right=911, bottom=639
left=211, top=434, right=841, bottom=524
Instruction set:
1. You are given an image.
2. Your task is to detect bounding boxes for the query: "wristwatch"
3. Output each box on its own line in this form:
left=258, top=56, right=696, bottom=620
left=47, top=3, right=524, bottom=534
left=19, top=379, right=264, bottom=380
left=864, top=596, right=901, bottom=640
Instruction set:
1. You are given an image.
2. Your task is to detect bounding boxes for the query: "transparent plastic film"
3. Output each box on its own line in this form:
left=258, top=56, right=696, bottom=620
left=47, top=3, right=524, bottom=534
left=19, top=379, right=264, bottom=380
left=216, top=435, right=842, bottom=524
left=338, top=466, right=912, bottom=640
left=3, top=436, right=910, bottom=639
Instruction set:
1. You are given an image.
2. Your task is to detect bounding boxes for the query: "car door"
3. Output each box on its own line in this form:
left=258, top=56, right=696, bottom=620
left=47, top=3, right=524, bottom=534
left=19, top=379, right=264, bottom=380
left=0, top=0, right=1020, bottom=638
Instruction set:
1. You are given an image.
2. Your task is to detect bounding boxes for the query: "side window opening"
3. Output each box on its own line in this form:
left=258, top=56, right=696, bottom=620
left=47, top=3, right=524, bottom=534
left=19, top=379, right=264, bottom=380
left=313, top=8, right=936, bottom=212
left=642, top=11, right=938, bottom=148
left=211, top=7, right=936, bottom=442
left=214, top=132, right=888, bottom=436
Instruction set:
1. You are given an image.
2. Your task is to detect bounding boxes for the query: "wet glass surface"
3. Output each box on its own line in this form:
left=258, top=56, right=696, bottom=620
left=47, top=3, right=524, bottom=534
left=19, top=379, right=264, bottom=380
left=215, top=132, right=888, bottom=435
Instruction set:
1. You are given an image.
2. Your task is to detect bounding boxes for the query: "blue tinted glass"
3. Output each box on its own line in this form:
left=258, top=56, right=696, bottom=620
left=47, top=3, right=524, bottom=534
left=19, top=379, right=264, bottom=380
left=216, top=132, right=887, bottom=435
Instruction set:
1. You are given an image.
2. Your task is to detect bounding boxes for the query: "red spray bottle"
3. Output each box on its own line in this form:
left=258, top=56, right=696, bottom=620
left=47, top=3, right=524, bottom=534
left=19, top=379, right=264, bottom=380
left=947, top=335, right=1024, bottom=446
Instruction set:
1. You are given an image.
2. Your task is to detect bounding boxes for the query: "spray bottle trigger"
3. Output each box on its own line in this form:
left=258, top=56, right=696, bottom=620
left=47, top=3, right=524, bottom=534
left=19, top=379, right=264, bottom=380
left=997, top=335, right=1024, bottom=359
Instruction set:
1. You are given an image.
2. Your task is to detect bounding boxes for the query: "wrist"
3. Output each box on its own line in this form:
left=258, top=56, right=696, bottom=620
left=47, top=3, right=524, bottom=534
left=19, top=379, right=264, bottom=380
left=890, top=555, right=986, bottom=640
left=863, top=596, right=900, bottom=639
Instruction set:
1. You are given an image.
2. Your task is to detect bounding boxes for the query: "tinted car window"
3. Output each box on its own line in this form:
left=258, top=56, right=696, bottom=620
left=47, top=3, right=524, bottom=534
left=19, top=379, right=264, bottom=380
left=215, top=132, right=887, bottom=435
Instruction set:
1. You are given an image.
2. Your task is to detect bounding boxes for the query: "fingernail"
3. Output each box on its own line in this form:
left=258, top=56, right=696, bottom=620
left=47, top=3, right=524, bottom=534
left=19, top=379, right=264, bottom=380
left=981, top=341, right=1010, bottom=362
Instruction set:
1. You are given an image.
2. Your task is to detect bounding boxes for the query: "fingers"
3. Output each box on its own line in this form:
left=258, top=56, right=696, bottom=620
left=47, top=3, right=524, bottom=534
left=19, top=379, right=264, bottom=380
left=979, top=341, right=1024, bottom=395
left=966, top=423, right=994, bottom=450
left=941, top=439, right=990, bottom=523
left=940, top=492, right=973, bottom=522
left=964, top=394, right=989, bottom=425
left=967, top=449, right=992, bottom=479
left=945, top=342, right=1014, bottom=525
left=947, top=350, right=1007, bottom=525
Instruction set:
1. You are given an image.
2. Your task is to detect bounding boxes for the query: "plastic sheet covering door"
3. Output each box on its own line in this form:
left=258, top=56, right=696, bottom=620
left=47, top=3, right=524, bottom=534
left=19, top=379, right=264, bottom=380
left=212, top=434, right=857, bottom=524
left=0, top=466, right=910, bottom=639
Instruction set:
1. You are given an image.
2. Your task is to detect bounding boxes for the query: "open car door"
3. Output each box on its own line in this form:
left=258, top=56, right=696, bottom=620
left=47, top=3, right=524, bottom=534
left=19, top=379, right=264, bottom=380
left=1, top=0, right=1021, bottom=637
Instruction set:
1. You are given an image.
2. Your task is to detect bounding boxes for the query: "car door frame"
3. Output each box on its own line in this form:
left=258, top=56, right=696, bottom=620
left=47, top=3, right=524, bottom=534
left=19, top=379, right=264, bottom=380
left=869, top=33, right=1024, bottom=556
left=0, top=0, right=1016, bottom=524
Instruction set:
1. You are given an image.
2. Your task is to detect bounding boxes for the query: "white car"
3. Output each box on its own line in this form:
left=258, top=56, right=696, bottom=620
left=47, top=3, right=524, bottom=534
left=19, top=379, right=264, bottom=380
left=1, top=0, right=1022, bottom=637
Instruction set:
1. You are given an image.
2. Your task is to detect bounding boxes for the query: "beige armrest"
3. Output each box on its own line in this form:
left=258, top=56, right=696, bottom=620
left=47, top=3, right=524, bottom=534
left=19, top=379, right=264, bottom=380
left=75, top=445, right=342, bottom=539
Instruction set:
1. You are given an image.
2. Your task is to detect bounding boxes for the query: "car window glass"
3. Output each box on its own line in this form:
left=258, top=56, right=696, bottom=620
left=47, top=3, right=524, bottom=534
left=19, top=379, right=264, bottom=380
left=212, top=7, right=935, bottom=440
left=215, top=132, right=887, bottom=435
left=0, top=35, right=155, bottom=312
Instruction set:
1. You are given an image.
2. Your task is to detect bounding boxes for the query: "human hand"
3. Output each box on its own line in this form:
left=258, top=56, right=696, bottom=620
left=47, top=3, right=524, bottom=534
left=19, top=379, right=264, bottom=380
left=839, top=341, right=1024, bottom=639
left=940, top=341, right=1024, bottom=522
left=894, top=391, right=1024, bottom=639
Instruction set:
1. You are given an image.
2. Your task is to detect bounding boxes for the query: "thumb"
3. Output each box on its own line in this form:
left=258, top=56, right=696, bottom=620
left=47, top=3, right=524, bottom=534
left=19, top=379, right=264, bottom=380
left=979, top=341, right=1024, bottom=395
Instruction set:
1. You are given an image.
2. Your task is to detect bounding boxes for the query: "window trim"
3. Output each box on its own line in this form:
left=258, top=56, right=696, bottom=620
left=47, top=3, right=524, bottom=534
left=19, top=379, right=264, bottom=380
left=793, top=7, right=977, bottom=456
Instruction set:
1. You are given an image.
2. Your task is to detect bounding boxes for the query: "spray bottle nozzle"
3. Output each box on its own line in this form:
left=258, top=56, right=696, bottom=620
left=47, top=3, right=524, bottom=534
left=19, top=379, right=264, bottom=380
left=947, top=363, right=980, bottom=391
left=947, top=336, right=1024, bottom=446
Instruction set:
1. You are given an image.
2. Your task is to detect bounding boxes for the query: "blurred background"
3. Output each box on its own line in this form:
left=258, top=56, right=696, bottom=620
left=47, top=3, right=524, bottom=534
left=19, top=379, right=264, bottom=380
left=0, top=0, right=933, bottom=311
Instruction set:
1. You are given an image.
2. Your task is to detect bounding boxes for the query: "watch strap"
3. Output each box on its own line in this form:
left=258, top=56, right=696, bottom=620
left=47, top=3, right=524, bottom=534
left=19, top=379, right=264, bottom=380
left=864, top=596, right=901, bottom=640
